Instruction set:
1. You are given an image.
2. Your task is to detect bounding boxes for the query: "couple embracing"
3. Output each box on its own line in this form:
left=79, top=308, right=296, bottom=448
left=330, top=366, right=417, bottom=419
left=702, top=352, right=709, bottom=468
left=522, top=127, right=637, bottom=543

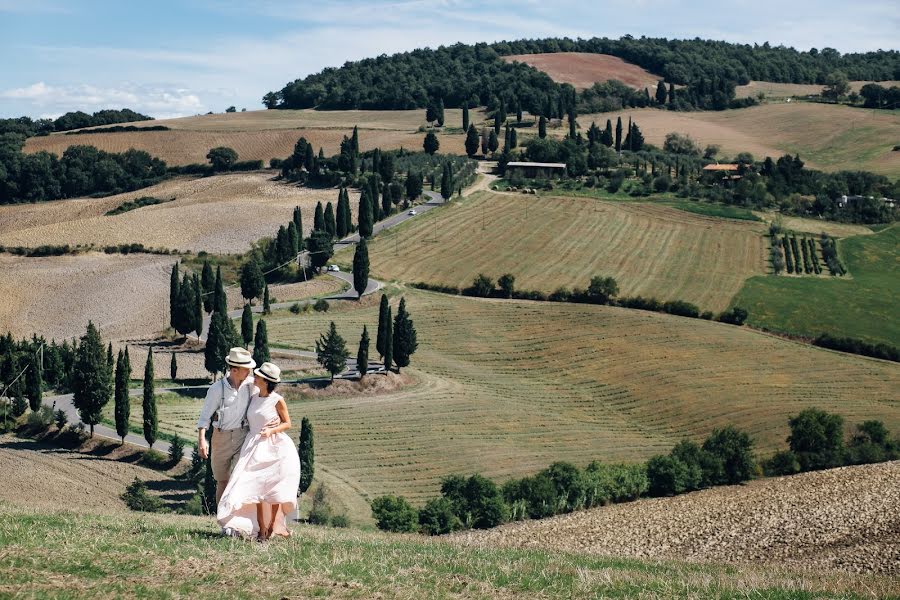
left=196, top=347, right=301, bottom=540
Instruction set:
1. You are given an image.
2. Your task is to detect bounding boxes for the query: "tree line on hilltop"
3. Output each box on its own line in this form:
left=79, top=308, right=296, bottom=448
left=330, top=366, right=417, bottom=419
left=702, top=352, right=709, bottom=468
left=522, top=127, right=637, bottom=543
left=264, top=36, right=898, bottom=114
left=0, top=108, right=154, bottom=138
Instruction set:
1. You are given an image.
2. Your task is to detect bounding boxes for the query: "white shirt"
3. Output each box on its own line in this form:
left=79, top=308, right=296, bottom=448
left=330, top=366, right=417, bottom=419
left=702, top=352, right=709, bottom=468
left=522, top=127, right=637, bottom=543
left=197, top=374, right=257, bottom=431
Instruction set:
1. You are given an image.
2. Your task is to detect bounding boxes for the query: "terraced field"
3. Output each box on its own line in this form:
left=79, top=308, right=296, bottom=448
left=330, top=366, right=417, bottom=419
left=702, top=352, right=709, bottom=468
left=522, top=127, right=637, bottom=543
left=360, top=191, right=768, bottom=313
left=254, top=290, right=899, bottom=512
left=0, top=172, right=352, bottom=253
left=23, top=108, right=477, bottom=167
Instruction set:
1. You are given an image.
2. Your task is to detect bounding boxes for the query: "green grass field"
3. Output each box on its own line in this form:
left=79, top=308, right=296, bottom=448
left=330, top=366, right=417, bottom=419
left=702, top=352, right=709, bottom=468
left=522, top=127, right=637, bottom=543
left=732, top=224, right=899, bottom=346
left=3, top=505, right=887, bottom=599
left=356, top=191, right=768, bottom=313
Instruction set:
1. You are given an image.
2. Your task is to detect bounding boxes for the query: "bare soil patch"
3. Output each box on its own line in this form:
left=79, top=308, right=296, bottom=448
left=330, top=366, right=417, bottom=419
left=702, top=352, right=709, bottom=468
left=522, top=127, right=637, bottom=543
left=285, top=371, right=415, bottom=400
left=0, top=252, right=173, bottom=342
left=503, top=53, right=661, bottom=91
left=0, top=433, right=184, bottom=515
left=0, top=173, right=354, bottom=253
left=452, top=461, right=900, bottom=576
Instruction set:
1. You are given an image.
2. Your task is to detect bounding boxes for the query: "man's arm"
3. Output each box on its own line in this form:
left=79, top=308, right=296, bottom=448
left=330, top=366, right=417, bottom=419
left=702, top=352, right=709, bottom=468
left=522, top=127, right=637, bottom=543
left=196, top=382, right=219, bottom=459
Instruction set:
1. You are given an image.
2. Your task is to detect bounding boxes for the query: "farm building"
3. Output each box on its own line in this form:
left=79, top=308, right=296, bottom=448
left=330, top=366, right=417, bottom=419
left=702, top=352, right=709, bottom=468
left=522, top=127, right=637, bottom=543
left=702, top=163, right=742, bottom=183
left=506, top=161, right=567, bottom=178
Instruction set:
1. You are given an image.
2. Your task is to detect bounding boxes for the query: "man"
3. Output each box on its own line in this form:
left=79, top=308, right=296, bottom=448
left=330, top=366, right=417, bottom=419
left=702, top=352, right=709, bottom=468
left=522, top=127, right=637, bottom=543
left=197, top=347, right=257, bottom=505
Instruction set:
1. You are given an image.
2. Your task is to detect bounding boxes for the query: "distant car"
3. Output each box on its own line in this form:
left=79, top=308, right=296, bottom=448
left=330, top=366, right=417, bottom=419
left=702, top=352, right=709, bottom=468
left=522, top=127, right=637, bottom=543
left=408, top=209, right=417, bottom=215
left=327, top=265, right=340, bottom=272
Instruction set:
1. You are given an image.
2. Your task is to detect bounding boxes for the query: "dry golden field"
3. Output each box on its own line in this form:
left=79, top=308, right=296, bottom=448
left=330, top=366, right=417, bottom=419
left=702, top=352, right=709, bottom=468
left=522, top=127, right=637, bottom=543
left=254, top=290, right=899, bottom=511
left=503, top=52, right=661, bottom=90
left=23, top=109, right=477, bottom=166
left=570, top=103, right=900, bottom=177
left=752, top=211, right=875, bottom=238
left=361, top=191, right=767, bottom=313
left=0, top=172, right=354, bottom=253
left=734, top=80, right=900, bottom=99
left=0, top=252, right=174, bottom=342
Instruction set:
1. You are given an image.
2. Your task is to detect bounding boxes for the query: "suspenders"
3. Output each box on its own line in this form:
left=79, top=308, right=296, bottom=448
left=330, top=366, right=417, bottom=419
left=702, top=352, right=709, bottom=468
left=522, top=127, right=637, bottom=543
left=214, top=377, right=251, bottom=430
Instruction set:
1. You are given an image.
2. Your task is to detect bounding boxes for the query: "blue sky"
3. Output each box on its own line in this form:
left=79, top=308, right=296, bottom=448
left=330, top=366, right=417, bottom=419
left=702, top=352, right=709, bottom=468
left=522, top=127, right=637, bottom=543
left=1, top=0, right=897, bottom=119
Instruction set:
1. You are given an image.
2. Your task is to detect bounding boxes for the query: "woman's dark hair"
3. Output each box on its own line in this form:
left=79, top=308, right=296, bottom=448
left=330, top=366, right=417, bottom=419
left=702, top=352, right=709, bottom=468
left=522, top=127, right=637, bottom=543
left=264, top=380, right=278, bottom=394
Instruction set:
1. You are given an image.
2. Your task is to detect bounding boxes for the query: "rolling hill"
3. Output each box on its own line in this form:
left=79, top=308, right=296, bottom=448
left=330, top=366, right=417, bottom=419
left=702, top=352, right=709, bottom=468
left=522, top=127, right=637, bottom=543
left=502, top=52, right=662, bottom=90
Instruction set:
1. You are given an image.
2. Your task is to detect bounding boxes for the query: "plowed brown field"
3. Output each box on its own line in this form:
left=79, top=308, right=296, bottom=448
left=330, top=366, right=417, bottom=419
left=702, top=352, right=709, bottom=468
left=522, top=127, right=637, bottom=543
left=503, top=53, right=661, bottom=90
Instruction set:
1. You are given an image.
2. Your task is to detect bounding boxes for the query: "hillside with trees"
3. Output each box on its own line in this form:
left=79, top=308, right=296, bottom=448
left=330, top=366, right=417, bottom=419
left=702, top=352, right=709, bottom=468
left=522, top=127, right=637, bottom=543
left=265, top=36, right=899, bottom=114
left=0, top=109, right=154, bottom=137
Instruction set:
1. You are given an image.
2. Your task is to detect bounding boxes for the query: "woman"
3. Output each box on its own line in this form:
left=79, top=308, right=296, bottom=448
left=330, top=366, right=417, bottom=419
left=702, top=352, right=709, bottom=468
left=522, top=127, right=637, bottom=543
left=217, top=362, right=301, bottom=540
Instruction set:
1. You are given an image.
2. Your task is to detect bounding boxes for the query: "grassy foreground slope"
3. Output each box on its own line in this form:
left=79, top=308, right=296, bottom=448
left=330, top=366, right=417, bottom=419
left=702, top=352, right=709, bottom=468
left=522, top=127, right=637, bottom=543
left=2, top=504, right=888, bottom=600
left=360, top=191, right=767, bottom=313
left=733, top=224, right=900, bottom=346
left=261, top=290, right=899, bottom=506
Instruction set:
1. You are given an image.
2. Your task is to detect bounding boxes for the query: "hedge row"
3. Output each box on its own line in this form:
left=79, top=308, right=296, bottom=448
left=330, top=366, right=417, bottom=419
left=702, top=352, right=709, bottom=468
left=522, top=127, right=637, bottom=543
left=0, top=243, right=178, bottom=257
left=813, top=333, right=899, bottom=363
left=167, top=159, right=264, bottom=176
left=65, top=125, right=170, bottom=135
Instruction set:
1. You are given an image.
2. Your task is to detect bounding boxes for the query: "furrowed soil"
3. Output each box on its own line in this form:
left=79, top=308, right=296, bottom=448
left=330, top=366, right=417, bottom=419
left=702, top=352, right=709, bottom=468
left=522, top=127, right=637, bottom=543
left=0, top=172, right=355, bottom=253
left=503, top=52, right=661, bottom=90
left=453, top=461, right=900, bottom=578
left=362, top=190, right=768, bottom=313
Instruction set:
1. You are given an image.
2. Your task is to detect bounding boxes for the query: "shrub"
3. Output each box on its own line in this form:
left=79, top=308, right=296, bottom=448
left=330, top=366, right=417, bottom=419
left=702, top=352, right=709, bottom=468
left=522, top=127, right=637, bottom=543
left=313, top=299, right=329, bottom=312
left=25, top=405, right=54, bottom=432
left=169, top=434, right=184, bottom=464
left=763, top=450, right=801, bottom=476
left=646, top=455, right=689, bottom=496
left=465, top=274, right=495, bottom=298
left=662, top=300, right=700, bottom=318
left=330, top=514, right=350, bottom=528
left=670, top=439, right=722, bottom=491
left=121, top=478, right=166, bottom=513
left=847, top=420, right=899, bottom=465
left=289, top=303, right=302, bottom=314
left=54, top=408, right=68, bottom=429
left=788, top=408, right=846, bottom=471
left=418, top=497, right=463, bottom=535
left=717, top=306, right=748, bottom=326
left=502, top=472, right=557, bottom=520
left=702, top=426, right=755, bottom=485
left=549, top=287, right=572, bottom=302
left=308, top=484, right=333, bottom=525
left=586, top=276, right=618, bottom=304
left=652, top=174, right=672, bottom=193
left=371, top=495, right=419, bottom=532
left=582, top=461, right=647, bottom=506
left=441, top=474, right=508, bottom=529
left=813, top=333, right=899, bottom=362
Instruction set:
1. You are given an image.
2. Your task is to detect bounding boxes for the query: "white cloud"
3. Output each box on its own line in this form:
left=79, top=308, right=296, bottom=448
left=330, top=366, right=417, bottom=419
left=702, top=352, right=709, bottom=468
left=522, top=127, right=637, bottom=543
left=1, top=82, right=207, bottom=119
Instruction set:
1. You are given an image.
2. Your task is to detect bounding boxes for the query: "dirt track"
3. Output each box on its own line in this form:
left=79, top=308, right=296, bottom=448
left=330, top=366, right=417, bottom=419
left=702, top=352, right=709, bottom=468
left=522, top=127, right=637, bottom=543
left=452, top=461, right=900, bottom=576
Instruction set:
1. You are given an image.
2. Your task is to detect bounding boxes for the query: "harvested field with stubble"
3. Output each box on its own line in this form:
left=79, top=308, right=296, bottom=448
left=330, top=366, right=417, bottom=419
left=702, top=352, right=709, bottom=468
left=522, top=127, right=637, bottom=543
left=257, top=290, right=899, bottom=512
left=569, top=103, right=900, bottom=177
left=503, top=52, right=661, bottom=90
left=24, top=108, right=474, bottom=166
left=0, top=252, right=174, bottom=342
left=453, top=461, right=900, bottom=579
left=0, top=172, right=354, bottom=253
left=363, top=191, right=768, bottom=313
left=734, top=80, right=900, bottom=99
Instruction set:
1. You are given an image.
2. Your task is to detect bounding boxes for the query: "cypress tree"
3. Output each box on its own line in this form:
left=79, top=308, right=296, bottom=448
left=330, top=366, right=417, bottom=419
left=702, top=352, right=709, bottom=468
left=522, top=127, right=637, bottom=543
left=358, top=189, right=374, bottom=238
left=170, top=351, right=177, bottom=381
left=669, top=82, right=676, bottom=102
left=353, top=237, right=370, bottom=300
left=114, top=350, right=129, bottom=443
left=510, top=128, right=517, bottom=149
left=192, top=273, right=203, bottom=335
left=615, top=117, right=623, bottom=153
left=342, top=188, right=353, bottom=235
left=314, top=202, right=324, bottom=232
left=487, top=130, right=498, bottom=154
left=493, top=111, right=501, bottom=134
left=436, top=97, right=445, bottom=127
left=263, top=283, right=271, bottom=315
left=465, top=124, right=479, bottom=157
left=462, top=105, right=469, bottom=131
left=143, top=349, right=156, bottom=448
left=538, top=115, right=547, bottom=138
left=516, top=102, right=523, bottom=124
left=252, top=319, right=270, bottom=366
left=174, top=273, right=195, bottom=337
left=123, top=346, right=131, bottom=384
left=241, top=304, right=254, bottom=346
left=298, top=417, right=314, bottom=495
left=315, top=322, right=349, bottom=382
left=200, top=261, right=215, bottom=313
left=239, top=256, right=265, bottom=303
left=287, top=221, right=300, bottom=255
left=204, top=312, right=228, bottom=377
left=336, top=189, right=348, bottom=237
left=292, top=205, right=303, bottom=240
left=602, top=119, right=613, bottom=147
left=169, top=263, right=180, bottom=329
left=440, top=163, right=452, bottom=200
left=392, top=297, right=418, bottom=372
left=350, top=125, right=359, bottom=157
left=568, top=113, right=576, bottom=139
left=423, top=131, right=439, bottom=155
left=656, top=80, right=667, bottom=104
left=357, top=326, right=369, bottom=379
left=213, top=266, right=227, bottom=316
left=381, top=184, right=392, bottom=218
left=376, top=294, right=390, bottom=358
left=106, top=342, right=114, bottom=373
left=72, top=321, right=112, bottom=437
left=382, top=308, right=393, bottom=373
left=324, top=202, right=336, bottom=238
left=25, top=351, right=42, bottom=412
left=371, top=147, right=381, bottom=174
left=503, top=123, right=510, bottom=153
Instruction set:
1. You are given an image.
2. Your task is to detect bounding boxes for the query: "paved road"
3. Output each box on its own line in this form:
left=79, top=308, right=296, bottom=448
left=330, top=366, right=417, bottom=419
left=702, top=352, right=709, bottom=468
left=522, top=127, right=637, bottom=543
left=336, top=190, right=446, bottom=246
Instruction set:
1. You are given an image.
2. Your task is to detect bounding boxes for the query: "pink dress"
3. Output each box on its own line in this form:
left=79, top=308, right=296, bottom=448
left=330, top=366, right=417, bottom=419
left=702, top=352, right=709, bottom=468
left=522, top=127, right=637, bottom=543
left=217, top=392, right=301, bottom=537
